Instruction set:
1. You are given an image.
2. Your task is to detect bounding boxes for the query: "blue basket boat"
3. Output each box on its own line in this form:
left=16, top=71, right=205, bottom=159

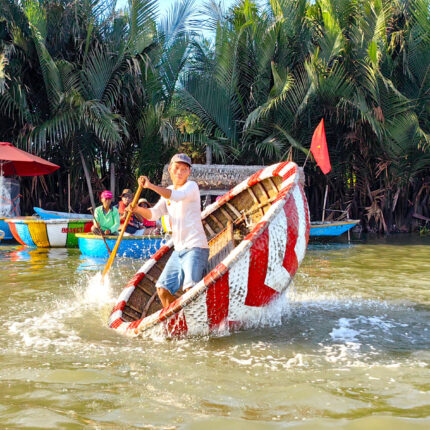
left=33, top=207, right=92, bottom=220
left=309, top=220, right=359, bottom=237
left=0, top=217, right=13, bottom=240
left=76, top=233, right=164, bottom=259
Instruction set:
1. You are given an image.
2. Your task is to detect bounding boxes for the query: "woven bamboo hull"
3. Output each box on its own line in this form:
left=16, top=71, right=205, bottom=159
left=6, top=217, right=92, bottom=248
left=109, top=162, right=310, bottom=338
left=77, top=233, right=163, bottom=259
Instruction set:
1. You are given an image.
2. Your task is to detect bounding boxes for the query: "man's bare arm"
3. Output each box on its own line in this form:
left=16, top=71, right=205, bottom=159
left=130, top=205, right=152, bottom=219
left=126, top=175, right=171, bottom=218
left=138, top=175, right=172, bottom=199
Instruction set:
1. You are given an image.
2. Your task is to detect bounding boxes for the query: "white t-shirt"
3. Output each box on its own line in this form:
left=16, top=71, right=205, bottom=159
left=148, top=181, right=209, bottom=251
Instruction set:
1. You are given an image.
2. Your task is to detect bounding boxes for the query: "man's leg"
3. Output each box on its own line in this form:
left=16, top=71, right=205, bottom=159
left=181, top=247, right=210, bottom=292
left=155, top=250, right=182, bottom=308
left=157, top=287, right=176, bottom=307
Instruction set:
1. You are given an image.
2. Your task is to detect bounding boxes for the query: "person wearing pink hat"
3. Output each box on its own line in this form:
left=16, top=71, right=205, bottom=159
left=91, top=190, right=120, bottom=236
left=128, top=153, right=209, bottom=307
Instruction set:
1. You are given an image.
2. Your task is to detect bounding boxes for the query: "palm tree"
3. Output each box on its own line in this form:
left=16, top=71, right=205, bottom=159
left=178, top=0, right=430, bottom=231
left=0, top=0, right=196, bottom=211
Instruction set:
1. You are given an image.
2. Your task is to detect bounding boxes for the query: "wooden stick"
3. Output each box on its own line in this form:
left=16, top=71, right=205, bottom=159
left=89, top=207, right=111, bottom=255
left=67, top=173, right=71, bottom=213
left=322, top=184, right=329, bottom=223
left=302, top=149, right=311, bottom=169
left=102, top=184, right=143, bottom=281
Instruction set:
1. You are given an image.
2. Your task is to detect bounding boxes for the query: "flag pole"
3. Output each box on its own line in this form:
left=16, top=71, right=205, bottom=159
left=302, top=149, right=311, bottom=169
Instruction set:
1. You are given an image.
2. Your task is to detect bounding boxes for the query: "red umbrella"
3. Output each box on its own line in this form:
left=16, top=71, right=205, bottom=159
left=0, top=141, right=60, bottom=176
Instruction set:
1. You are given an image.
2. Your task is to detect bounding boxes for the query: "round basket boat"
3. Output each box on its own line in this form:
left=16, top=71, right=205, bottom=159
left=310, top=220, right=360, bottom=237
left=0, top=217, right=13, bottom=240
left=76, top=233, right=164, bottom=259
left=6, top=217, right=92, bottom=248
left=33, top=207, right=93, bottom=220
left=109, top=161, right=310, bottom=338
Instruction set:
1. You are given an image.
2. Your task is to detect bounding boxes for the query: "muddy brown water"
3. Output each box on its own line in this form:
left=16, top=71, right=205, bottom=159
left=0, top=234, right=429, bottom=429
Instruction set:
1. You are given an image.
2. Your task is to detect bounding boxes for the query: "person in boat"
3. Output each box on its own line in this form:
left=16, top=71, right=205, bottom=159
left=117, top=189, right=140, bottom=235
left=135, top=198, right=158, bottom=234
left=128, top=153, right=209, bottom=308
left=91, top=190, right=120, bottom=236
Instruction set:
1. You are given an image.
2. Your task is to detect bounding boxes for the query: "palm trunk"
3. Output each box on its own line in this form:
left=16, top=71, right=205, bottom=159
left=80, top=150, right=96, bottom=211
left=110, top=161, right=115, bottom=199
left=206, top=145, right=212, bottom=165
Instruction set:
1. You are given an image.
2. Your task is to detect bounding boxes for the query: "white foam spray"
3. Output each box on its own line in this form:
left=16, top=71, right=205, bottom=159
left=77, top=272, right=114, bottom=307
left=5, top=271, right=117, bottom=353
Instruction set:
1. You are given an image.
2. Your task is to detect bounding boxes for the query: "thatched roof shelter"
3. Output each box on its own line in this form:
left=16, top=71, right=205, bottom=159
left=161, top=164, right=265, bottom=195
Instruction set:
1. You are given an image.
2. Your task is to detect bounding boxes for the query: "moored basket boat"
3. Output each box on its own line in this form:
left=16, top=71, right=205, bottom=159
left=77, top=233, right=164, bottom=259
left=6, top=217, right=92, bottom=247
left=310, top=220, right=360, bottom=237
left=33, top=207, right=92, bottom=220
left=0, top=218, right=13, bottom=240
left=109, top=161, right=310, bottom=338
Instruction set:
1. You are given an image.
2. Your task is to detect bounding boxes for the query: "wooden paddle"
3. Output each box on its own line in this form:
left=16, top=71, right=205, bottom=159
left=88, top=207, right=111, bottom=255
left=102, top=184, right=143, bottom=281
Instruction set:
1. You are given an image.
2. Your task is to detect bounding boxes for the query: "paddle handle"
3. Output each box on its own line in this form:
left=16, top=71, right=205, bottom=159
left=102, top=184, right=143, bottom=281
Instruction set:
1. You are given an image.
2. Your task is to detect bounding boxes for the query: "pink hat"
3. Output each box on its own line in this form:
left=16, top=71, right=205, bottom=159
left=100, top=190, right=113, bottom=199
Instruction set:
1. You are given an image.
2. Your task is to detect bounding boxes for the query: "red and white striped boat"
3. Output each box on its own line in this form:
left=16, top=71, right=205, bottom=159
left=109, top=162, right=310, bottom=337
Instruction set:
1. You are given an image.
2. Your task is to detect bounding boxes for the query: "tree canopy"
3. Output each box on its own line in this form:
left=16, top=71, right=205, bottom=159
left=1, top=0, right=429, bottom=232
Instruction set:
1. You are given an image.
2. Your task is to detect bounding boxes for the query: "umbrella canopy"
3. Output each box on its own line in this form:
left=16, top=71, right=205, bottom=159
left=0, top=142, right=60, bottom=176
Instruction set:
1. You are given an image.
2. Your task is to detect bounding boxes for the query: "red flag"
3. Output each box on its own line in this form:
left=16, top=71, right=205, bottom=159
left=310, top=119, right=331, bottom=174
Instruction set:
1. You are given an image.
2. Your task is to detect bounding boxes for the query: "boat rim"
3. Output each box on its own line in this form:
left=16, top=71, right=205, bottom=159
left=5, top=217, right=91, bottom=224
left=310, top=219, right=360, bottom=227
left=76, top=233, right=163, bottom=240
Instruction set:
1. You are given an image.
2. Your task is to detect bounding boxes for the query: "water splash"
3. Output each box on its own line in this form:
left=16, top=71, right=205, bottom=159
left=5, top=271, right=117, bottom=353
left=142, top=288, right=294, bottom=341
left=75, top=272, right=114, bottom=307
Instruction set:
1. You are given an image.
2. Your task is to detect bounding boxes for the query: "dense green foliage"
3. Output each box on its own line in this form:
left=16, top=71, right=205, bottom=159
left=0, top=0, right=194, bottom=211
left=180, top=0, right=430, bottom=231
left=1, top=0, right=429, bottom=231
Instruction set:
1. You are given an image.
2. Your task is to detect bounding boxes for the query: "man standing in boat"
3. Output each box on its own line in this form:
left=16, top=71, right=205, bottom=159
left=128, top=153, right=209, bottom=307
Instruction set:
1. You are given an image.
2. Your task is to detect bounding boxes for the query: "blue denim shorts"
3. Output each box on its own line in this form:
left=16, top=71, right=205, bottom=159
left=156, top=247, right=210, bottom=294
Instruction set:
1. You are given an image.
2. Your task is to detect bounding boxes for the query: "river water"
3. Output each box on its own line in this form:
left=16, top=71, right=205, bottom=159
left=0, top=235, right=429, bottom=429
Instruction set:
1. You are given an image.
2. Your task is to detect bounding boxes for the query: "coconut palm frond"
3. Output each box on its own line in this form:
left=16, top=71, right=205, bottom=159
left=30, top=109, right=78, bottom=150
left=159, top=0, right=196, bottom=43
left=81, top=100, right=127, bottom=150
left=159, top=36, right=190, bottom=105
left=0, top=82, right=35, bottom=125
left=199, top=0, right=226, bottom=32
left=25, top=13, right=62, bottom=110
left=179, top=72, right=235, bottom=140
left=127, top=0, right=158, bottom=55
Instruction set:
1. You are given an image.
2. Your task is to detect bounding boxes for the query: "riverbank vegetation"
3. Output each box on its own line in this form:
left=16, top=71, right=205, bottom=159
left=1, top=0, right=429, bottom=232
